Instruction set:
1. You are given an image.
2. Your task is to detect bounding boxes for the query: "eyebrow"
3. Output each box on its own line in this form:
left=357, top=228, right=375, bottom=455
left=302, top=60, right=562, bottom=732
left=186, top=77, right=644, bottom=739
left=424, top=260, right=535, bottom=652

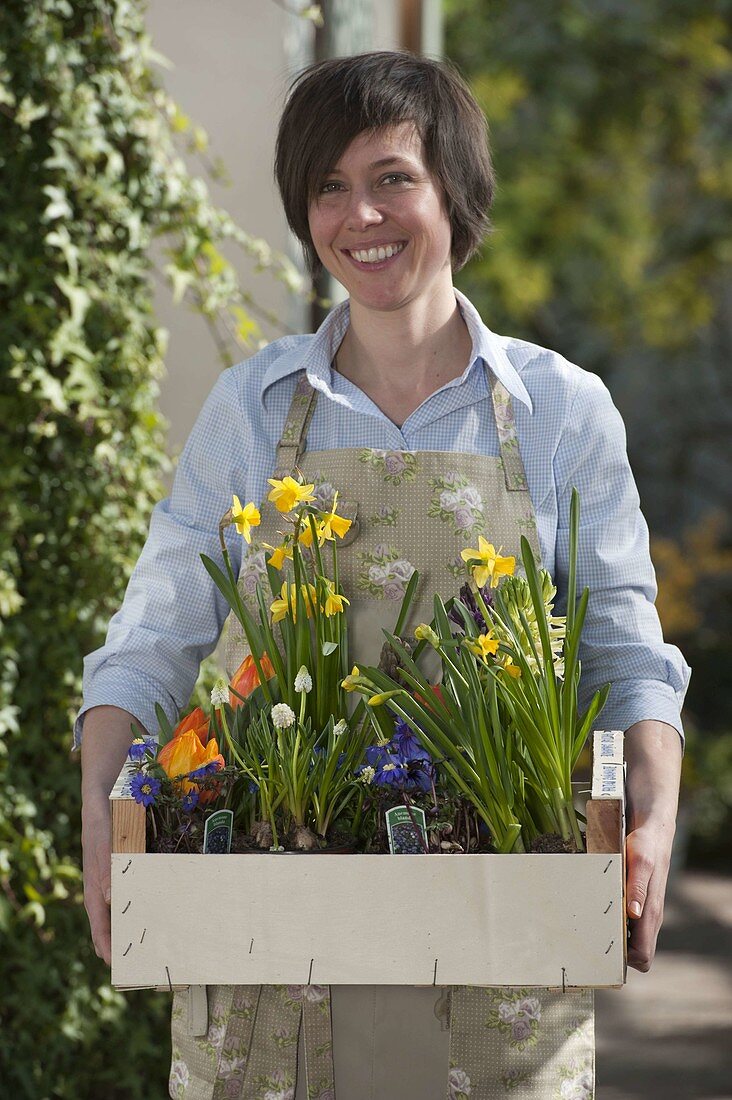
left=323, top=155, right=417, bottom=175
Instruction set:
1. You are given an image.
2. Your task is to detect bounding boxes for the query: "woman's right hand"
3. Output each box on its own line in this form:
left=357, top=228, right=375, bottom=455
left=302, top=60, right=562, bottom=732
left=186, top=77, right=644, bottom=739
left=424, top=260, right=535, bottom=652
left=80, top=705, right=150, bottom=967
left=82, top=797, right=113, bottom=964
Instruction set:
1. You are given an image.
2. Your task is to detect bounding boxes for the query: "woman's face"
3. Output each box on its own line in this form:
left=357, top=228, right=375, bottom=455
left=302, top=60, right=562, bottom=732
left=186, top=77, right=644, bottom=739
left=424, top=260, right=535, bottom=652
left=307, top=122, right=453, bottom=313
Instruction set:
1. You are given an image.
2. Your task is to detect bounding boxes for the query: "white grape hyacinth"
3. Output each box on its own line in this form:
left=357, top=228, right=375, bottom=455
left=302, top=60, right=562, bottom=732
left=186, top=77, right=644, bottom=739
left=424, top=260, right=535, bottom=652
left=271, top=703, right=297, bottom=730
left=210, top=677, right=229, bottom=708
left=294, top=665, right=313, bottom=693
left=333, top=718, right=347, bottom=737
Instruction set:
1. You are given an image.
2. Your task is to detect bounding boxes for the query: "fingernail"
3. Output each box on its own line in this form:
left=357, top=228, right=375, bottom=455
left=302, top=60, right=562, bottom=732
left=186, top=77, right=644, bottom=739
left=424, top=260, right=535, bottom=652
left=104, top=888, right=111, bottom=904
left=629, top=900, right=642, bottom=917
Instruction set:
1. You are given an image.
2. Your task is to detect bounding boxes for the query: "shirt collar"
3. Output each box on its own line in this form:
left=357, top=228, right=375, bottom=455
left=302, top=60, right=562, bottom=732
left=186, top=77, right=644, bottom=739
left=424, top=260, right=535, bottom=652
left=260, top=288, right=533, bottom=414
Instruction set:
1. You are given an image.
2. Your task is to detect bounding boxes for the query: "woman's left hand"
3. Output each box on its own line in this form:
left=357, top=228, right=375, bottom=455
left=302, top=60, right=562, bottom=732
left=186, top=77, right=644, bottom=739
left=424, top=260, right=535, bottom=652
left=624, top=720, right=683, bottom=972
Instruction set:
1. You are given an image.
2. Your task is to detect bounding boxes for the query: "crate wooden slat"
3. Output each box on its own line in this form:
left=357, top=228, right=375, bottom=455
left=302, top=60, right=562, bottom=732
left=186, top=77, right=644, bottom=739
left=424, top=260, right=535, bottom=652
left=111, top=849, right=624, bottom=989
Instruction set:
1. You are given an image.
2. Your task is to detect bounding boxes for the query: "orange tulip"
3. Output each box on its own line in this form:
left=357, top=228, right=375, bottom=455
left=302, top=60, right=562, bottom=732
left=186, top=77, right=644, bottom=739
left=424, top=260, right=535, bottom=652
left=229, top=652, right=276, bottom=708
left=168, top=705, right=210, bottom=746
left=414, top=683, right=446, bottom=712
left=157, top=714, right=225, bottom=804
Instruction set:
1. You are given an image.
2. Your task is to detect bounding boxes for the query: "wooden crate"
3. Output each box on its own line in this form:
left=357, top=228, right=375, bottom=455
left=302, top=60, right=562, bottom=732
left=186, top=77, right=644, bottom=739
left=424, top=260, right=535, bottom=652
left=110, top=731, right=626, bottom=991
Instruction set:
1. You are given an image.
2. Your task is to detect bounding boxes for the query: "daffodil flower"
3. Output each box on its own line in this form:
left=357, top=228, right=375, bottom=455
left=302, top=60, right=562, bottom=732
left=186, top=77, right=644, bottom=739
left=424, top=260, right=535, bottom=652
left=460, top=536, right=515, bottom=589
left=231, top=496, right=261, bottom=543
left=341, top=665, right=361, bottom=692
left=501, top=654, right=522, bottom=678
left=297, top=522, right=316, bottom=548
left=414, top=623, right=440, bottom=648
left=322, top=580, right=350, bottom=617
left=269, top=581, right=317, bottom=623
left=317, top=491, right=352, bottom=542
left=267, top=475, right=316, bottom=513
left=367, top=689, right=401, bottom=707
left=263, top=541, right=292, bottom=569
left=466, top=632, right=500, bottom=662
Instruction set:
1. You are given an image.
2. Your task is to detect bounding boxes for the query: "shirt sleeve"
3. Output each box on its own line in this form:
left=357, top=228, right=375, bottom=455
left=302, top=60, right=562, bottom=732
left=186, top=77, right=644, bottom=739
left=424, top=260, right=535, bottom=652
left=552, top=371, right=691, bottom=745
left=72, top=369, right=246, bottom=749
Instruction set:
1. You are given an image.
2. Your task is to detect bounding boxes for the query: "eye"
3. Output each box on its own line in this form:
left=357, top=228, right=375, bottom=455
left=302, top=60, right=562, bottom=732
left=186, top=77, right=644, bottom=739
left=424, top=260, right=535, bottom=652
left=380, top=172, right=411, bottom=185
left=319, top=180, right=344, bottom=194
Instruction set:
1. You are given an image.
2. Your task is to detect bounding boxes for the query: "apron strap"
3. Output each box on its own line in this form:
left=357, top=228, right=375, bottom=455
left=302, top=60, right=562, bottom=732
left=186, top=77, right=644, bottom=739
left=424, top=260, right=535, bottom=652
left=274, top=372, right=319, bottom=480
left=210, top=984, right=262, bottom=1100
left=487, top=372, right=530, bottom=493
left=302, top=987, right=337, bottom=1096
left=274, top=368, right=531, bottom=495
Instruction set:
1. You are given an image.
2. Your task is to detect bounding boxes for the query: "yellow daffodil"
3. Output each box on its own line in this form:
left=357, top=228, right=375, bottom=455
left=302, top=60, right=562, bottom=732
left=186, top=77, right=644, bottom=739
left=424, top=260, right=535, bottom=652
left=322, top=581, right=350, bottom=617
left=466, top=632, right=500, bottom=662
left=269, top=581, right=316, bottom=623
left=367, top=690, right=401, bottom=707
left=414, top=623, right=440, bottom=648
left=297, top=522, right=315, bottom=548
left=263, top=541, right=292, bottom=569
left=501, top=654, right=522, bottom=678
left=317, top=491, right=352, bottom=542
left=267, top=475, right=316, bottom=513
left=231, top=496, right=261, bottom=544
left=341, top=665, right=361, bottom=691
left=460, top=537, right=515, bottom=589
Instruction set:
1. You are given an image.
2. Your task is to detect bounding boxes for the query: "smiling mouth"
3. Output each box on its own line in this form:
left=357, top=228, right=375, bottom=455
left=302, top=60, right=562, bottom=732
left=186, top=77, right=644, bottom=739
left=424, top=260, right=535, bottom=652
left=345, top=242, right=406, bottom=265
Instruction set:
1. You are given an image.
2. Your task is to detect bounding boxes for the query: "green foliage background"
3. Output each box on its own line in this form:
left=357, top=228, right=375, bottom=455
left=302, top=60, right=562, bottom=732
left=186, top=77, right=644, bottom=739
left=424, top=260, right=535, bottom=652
left=445, top=0, right=732, bottom=835
left=0, top=0, right=303, bottom=1095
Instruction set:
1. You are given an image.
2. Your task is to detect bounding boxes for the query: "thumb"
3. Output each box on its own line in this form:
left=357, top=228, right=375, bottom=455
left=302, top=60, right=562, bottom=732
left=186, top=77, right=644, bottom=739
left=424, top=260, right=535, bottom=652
left=626, top=836, right=652, bottom=919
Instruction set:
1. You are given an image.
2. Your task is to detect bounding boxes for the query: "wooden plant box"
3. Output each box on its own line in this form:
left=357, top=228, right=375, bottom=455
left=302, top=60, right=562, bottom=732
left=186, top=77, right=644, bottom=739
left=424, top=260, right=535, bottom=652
left=110, top=731, right=627, bottom=991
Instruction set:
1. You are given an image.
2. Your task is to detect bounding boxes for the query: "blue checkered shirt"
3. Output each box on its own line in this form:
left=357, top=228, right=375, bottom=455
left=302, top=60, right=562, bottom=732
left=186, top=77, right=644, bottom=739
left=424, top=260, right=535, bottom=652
left=74, top=290, right=690, bottom=747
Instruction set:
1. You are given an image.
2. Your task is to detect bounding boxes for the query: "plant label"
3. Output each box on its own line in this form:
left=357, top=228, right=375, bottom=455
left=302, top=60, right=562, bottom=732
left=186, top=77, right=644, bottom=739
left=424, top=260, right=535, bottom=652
left=203, top=809, right=234, bottom=854
left=385, top=805, right=428, bottom=854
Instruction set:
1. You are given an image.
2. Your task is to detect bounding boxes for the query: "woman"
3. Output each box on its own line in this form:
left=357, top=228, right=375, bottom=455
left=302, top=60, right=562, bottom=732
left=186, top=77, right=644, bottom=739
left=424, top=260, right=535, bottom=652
left=79, top=52, right=689, bottom=1099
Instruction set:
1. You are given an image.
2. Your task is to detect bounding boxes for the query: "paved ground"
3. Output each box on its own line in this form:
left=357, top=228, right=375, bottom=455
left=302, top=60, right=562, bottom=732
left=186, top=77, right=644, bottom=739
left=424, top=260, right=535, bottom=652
left=595, top=870, right=732, bottom=1099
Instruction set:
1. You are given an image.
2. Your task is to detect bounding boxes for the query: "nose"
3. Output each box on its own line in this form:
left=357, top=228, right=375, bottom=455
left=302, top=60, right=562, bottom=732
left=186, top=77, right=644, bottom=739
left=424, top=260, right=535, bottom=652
left=345, top=189, right=385, bottom=231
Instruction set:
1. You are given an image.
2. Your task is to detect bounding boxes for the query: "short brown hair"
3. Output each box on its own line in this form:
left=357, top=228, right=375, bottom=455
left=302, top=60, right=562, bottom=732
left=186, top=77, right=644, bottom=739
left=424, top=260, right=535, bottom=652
left=275, top=51, right=495, bottom=278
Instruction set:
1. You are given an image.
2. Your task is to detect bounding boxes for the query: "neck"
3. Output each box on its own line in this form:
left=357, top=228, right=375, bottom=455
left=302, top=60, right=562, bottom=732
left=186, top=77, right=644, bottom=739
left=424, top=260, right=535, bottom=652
left=335, top=283, right=472, bottom=397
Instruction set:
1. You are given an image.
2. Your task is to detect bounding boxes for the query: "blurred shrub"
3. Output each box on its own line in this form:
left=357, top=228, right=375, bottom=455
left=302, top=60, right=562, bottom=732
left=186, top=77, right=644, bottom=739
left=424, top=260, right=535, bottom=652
left=654, top=513, right=732, bottom=862
left=445, top=0, right=732, bottom=860
left=0, top=0, right=302, bottom=1094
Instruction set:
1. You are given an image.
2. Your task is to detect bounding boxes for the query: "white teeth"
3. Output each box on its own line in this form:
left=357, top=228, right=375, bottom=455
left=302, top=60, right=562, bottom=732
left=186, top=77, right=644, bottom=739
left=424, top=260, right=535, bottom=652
left=349, top=243, right=404, bottom=264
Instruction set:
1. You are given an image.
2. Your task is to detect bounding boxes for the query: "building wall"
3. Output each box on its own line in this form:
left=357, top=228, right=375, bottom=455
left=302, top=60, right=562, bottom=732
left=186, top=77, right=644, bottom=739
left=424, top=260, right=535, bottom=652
left=145, top=0, right=438, bottom=461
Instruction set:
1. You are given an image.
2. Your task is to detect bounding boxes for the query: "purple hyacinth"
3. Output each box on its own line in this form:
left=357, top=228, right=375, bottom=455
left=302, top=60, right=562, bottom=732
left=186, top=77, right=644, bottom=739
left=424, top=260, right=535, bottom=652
left=448, top=582, right=493, bottom=633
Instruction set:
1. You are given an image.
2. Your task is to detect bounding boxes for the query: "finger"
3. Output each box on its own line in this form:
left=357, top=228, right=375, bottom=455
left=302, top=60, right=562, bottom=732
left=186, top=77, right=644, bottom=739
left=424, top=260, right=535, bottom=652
left=625, top=836, right=653, bottom=921
left=626, top=889, right=664, bottom=972
left=85, top=887, right=112, bottom=966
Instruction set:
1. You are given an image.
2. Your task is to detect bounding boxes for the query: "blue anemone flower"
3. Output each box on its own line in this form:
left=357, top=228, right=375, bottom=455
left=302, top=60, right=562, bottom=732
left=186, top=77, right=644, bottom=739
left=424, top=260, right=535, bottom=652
left=129, top=772, right=161, bottom=807
left=188, top=759, right=222, bottom=780
left=181, top=789, right=199, bottom=813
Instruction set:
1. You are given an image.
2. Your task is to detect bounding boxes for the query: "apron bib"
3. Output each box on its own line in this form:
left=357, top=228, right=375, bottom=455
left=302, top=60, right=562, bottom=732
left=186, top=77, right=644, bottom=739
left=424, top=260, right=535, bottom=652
left=169, top=369, right=594, bottom=1100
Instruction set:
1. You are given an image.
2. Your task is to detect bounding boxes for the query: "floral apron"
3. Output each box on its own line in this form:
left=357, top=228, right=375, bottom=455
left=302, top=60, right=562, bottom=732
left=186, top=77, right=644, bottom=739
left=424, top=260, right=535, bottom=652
left=169, top=369, right=595, bottom=1100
